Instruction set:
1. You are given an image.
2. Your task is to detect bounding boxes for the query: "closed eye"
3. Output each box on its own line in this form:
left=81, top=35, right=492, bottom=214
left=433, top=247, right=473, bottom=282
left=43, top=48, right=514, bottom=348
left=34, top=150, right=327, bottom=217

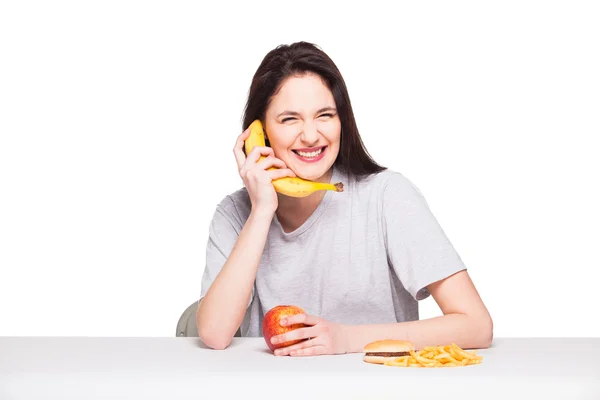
left=282, top=113, right=335, bottom=123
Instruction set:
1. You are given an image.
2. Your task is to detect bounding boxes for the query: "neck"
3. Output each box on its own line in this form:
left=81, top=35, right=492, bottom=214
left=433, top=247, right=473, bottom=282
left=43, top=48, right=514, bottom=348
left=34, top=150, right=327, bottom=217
left=275, top=167, right=334, bottom=233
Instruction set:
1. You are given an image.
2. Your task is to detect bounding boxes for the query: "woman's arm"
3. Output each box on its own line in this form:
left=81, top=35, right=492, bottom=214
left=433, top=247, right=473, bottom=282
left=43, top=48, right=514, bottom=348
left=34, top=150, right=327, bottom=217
left=196, top=209, right=273, bottom=350
left=198, top=127, right=297, bottom=350
left=267, top=270, right=493, bottom=356
left=346, top=270, right=493, bottom=352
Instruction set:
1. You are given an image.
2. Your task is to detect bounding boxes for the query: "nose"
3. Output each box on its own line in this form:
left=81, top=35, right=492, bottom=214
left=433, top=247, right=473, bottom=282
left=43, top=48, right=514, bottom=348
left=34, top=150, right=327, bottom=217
left=300, top=122, right=320, bottom=146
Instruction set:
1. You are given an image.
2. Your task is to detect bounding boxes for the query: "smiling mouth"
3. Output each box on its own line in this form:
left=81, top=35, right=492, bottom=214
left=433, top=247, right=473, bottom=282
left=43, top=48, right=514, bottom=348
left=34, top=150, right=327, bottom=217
left=292, top=146, right=327, bottom=159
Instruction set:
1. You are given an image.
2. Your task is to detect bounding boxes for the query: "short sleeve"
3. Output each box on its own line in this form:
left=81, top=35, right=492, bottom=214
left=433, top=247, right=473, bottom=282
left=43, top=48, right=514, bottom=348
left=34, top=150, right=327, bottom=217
left=382, top=172, right=467, bottom=301
left=199, top=201, right=254, bottom=308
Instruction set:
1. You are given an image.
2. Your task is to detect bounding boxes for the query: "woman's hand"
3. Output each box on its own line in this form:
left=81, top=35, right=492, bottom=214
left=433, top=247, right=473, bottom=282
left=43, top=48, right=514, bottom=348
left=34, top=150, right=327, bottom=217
left=233, top=128, right=296, bottom=215
left=270, top=313, right=350, bottom=357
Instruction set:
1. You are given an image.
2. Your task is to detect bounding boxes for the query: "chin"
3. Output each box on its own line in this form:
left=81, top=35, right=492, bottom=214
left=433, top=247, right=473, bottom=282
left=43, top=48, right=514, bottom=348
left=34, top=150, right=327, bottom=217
left=293, top=163, right=333, bottom=182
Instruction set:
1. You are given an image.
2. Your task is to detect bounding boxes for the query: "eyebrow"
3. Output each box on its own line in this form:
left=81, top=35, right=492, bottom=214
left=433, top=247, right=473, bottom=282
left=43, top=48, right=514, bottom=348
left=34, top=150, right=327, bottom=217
left=277, top=106, right=337, bottom=118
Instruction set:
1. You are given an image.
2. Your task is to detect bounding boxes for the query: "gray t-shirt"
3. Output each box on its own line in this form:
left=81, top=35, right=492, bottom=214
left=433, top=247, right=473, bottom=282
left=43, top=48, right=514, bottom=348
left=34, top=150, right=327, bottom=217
left=199, top=166, right=467, bottom=337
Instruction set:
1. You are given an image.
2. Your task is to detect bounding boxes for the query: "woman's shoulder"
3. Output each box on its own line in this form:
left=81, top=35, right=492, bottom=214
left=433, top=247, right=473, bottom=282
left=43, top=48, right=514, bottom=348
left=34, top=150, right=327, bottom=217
left=352, top=168, right=421, bottom=196
left=211, top=186, right=252, bottom=226
left=341, top=168, right=432, bottom=229
left=343, top=168, right=428, bottom=213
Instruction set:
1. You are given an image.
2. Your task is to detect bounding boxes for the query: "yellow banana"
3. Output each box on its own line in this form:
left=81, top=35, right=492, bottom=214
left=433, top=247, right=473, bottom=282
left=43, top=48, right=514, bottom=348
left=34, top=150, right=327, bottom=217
left=244, top=119, right=344, bottom=198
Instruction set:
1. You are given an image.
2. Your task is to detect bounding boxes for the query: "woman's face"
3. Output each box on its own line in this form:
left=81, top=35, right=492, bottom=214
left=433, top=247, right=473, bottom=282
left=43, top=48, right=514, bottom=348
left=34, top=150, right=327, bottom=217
left=264, top=73, right=341, bottom=182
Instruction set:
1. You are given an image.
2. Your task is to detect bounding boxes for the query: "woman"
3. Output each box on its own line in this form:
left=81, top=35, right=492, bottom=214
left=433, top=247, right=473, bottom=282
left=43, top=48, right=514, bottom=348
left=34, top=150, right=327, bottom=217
left=196, top=41, right=493, bottom=356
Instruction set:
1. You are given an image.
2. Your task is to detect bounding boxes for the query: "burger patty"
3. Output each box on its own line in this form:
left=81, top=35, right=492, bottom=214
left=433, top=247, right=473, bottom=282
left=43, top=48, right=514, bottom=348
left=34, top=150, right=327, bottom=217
left=365, top=351, right=410, bottom=357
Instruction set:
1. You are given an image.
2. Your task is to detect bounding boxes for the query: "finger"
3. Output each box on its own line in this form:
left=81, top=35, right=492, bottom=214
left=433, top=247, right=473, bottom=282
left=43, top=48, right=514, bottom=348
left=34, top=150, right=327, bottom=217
left=255, top=156, right=287, bottom=171
left=289, top=345, right=327, bottom=357
left=267, top=168, right=297, bottom=180
left=280, top=313, right=321, bottom=327
left=233, top=128, right=251, bottom=169
left=274, top=337, right=321, bottom=356
left=271, top=326, right=317, bottom=346
left=245, top=146, right=274, bottom=165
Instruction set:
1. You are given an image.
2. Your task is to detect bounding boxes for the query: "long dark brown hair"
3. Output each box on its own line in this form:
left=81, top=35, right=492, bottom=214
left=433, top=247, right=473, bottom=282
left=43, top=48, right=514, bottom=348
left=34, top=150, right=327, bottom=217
left=242, top=41, right=386, bottom=179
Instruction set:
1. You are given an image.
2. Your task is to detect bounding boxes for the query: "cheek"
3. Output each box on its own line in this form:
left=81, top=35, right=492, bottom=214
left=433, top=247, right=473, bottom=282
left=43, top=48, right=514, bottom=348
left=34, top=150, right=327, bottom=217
left=268, top=136, right=295, bottom=159
left=267, top=129, right=291, bottom=148
left=272, top=138, right=294, bottom=152
left=318, top=120, right=341, bottom=142
left=324, top=128, right=341, bottom=147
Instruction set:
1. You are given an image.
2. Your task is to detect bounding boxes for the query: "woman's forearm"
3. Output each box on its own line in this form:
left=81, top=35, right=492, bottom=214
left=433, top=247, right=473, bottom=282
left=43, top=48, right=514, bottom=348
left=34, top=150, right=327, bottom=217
left=196, top=209, right=273, bottom=349
left=346, top=313, right=493, bottom=353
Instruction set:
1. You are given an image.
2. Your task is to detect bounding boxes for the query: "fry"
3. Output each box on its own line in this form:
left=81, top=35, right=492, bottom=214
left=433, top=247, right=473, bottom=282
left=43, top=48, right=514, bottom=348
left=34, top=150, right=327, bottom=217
left=381, top=342, right=484, bottom=368
left=449, top=348, right=464, bottom=361
left=434, top=353, right=461, bottom=364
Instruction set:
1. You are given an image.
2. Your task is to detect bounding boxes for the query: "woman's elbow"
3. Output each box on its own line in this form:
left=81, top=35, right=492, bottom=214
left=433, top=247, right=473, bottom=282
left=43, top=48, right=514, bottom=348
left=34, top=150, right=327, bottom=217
left=197, top=322, right=233, bottom=350
left=475, top=314, right=494, bottom=348
left=196, top=309, right=232, bottom=350
left=200, top=331, right=232, bottom=350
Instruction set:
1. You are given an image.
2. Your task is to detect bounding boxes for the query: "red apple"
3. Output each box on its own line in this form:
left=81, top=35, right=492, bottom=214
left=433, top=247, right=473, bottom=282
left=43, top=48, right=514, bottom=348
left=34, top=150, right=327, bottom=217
left=262, top=305, right=308, bottom=352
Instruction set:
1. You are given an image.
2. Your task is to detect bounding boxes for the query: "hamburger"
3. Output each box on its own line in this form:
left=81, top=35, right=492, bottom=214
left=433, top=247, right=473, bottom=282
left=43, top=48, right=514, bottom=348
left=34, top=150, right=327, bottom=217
left=363, top=339, right=415, bottom=364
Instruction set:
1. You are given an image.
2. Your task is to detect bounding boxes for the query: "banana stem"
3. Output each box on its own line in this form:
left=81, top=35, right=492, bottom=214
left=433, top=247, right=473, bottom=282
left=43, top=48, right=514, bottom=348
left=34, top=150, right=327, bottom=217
left=315, top=182, right=344, bottom=192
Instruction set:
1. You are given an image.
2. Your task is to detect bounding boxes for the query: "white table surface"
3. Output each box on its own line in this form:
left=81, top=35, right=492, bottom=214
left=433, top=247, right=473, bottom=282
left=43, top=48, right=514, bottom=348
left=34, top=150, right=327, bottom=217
left=1, top=337, right=599, bottom=399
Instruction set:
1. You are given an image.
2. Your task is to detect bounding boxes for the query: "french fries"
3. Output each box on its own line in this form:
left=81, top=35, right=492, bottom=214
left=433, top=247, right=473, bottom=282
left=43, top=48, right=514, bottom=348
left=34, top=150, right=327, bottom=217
left=383, top=343, right=483, bottom=368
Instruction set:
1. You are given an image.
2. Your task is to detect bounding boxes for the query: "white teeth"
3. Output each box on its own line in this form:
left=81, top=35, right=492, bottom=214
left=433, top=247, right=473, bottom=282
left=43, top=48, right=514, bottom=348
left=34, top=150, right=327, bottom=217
left=296, top=148, right=323, bottom=158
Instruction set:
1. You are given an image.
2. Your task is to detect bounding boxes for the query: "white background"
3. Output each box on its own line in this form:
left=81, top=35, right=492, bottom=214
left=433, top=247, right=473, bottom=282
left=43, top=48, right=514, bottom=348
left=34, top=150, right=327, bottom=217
left=1, top=1, right=598, bottom=337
